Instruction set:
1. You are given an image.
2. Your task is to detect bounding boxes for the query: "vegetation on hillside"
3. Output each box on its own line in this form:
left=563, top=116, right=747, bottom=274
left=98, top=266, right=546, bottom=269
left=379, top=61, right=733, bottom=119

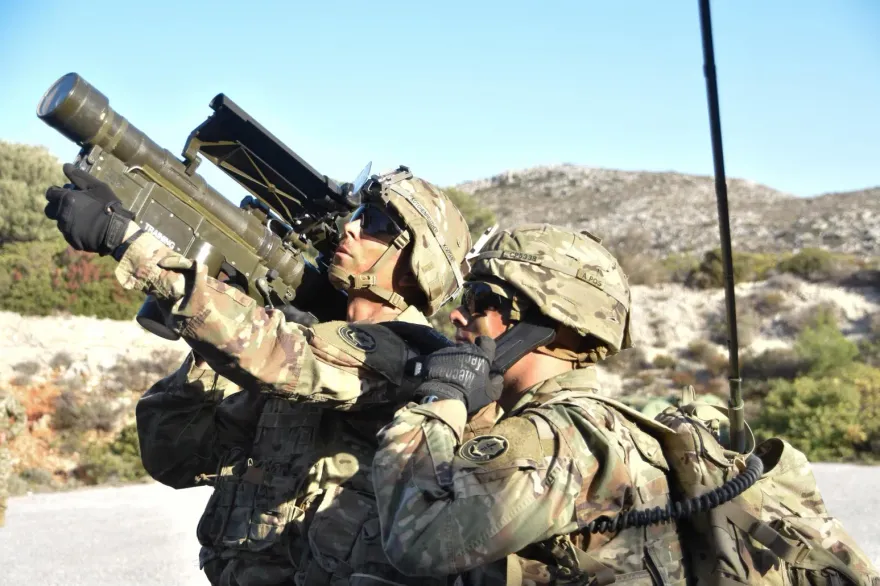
left=1, top=140, right=878, bottom=494
left=610, top=306, right=880, bottom=463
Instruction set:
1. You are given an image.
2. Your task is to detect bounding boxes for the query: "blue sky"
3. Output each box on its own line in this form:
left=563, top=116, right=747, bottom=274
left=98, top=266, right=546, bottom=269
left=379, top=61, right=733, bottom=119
left=1, top=0, right=877, bottom=203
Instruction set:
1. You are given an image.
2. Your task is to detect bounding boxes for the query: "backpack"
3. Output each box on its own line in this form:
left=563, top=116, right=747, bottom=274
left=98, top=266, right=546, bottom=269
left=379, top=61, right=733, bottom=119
left=607, top=385, right=880, bottom=586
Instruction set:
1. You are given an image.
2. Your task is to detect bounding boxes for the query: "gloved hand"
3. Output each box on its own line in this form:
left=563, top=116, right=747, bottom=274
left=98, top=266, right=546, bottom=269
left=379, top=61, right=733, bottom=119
left=44, top=163, right=135, bottom=256
left=414, top=336, right=503, bottom=415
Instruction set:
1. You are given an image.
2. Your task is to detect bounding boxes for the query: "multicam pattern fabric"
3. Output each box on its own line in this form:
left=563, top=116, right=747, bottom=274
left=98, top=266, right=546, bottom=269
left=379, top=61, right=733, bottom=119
left=0, top=392, right=25, bottom=527
left=652, top=398, right=880, bottom=586
left=117, top=232, right=409, bottom=408
left=369, top=170, right=472, bottom=316
left=372, top=368, right=688, bottom=584
left=122, top=233, right=454, bottom=585
left=467, top=224, right=632, bottom=354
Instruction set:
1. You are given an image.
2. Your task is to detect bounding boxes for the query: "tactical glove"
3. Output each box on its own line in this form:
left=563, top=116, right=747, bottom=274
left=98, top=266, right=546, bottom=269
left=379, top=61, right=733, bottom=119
left=44, top=163, right=135, bottom=256
left=413, top=336, right=503, bottom=415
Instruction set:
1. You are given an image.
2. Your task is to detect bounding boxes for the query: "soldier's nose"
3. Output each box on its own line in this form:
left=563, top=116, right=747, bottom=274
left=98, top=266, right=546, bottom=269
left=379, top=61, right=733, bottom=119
left=450, top=306, right=468, bottom=329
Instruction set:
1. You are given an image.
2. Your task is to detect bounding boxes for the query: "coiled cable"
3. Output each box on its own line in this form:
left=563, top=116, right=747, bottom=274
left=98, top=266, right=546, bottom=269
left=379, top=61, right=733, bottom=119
left=582, top=453, right=764, bottom=534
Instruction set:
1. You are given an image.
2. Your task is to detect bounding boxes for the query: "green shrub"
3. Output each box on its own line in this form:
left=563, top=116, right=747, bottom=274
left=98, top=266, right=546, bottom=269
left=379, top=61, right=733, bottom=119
left=104, top=349, right=186, bottom=394
left=776, top=248, right=840, bottom=282
left=750, top=290, right=788, bottom=316
left=685, top=340, right=715, bottom=363
left=0, top=239, right=143, bottom=319
left=754, top=363, right=880, bottom=461
left=12, top=360, right=41, bottom=376
left=49, top=351, right=74, bottom=371
left=755, top=375, right=862, bottom=461
left=0, top=141, right=65, bottom=244
left=859, top=339, right=880, bottom=368
left=794, top=311, right=858, bottom=377
left=52, top=390, right=120, bottom=433
left=603, top=229, right=671, bottom=285
left=778, top=301, right=843, bottom=337
left=653, top=354, right=677, bottom=370
left=442, top=187, right=496, bottom=243
left=741, top=347, right=807, bottom=381
left=661, top=254, right=700, bottom=284
left=73, top=424, right=148, bottom=485
left=685, top=248, right=778, bottom=289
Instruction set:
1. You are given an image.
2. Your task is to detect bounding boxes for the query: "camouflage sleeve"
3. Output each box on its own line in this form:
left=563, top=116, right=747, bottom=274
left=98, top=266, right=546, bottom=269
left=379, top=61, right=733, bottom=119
left=115, top=232, right=357, bottom=403
left=372, top=399, right=590, bottom=576
left=136, top=352, right=266, bottom=489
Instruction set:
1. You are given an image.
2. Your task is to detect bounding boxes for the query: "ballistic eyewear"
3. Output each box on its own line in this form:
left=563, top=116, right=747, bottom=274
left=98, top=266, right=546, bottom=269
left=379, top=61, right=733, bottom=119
left=349, top=204, right=405, bottom=239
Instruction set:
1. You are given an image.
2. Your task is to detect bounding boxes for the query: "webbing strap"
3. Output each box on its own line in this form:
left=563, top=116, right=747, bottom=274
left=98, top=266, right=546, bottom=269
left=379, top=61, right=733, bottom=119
left=721, top=502, right=866, bottom=586
left=571, top=547, right=617, bottom=585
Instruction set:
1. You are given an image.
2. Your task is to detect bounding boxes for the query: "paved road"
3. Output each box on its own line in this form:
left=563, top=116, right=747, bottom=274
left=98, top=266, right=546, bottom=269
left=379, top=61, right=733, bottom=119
left=1, top=464, right=878, bottom=585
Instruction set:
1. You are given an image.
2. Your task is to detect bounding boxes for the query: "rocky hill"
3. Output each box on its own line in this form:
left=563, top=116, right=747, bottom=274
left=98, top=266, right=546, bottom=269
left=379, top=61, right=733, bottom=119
left=456, top=165, right=880, bottom=256
left=2, top=162, right=879, bottom=492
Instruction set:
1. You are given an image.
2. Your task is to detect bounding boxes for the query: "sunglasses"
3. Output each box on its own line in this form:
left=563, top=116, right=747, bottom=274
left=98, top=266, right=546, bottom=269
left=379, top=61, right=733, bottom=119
left=461, top=281, right=523, bottom=318
left=350, top=204, right=405, bottom=239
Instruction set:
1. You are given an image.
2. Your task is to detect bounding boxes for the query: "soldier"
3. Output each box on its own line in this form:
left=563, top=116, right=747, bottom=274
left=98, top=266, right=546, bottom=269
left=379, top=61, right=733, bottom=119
left=372, top=223, right=688, bottom=584
left=0, top=392, right=26, bottom=528
left=373, top=223, right=880, bottom=586
left=44, top=164, right=472, bottom=585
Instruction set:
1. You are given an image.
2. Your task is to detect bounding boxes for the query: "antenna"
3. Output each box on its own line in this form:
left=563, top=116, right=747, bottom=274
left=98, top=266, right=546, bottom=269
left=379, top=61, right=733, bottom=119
left=698, top=0, right=746, bottom=453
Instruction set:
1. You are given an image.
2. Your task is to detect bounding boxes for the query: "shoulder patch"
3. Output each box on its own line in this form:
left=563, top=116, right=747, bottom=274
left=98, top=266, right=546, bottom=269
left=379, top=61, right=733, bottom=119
left=338, top=325, right=377, bottom=353
left=459, top=435, right=509, bottom=463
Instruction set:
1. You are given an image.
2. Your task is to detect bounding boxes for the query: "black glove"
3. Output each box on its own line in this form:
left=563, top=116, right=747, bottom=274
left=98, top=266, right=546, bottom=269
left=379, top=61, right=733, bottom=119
left=414, top=336, right=503, bottom=415
left=44, top=163, right=135, bottom=256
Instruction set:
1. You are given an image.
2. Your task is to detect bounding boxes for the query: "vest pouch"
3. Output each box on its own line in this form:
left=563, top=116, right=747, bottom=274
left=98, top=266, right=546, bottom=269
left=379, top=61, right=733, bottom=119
left=736, top=438, right=879, bottom=586
left=682, top=438, right=880, bottom=586
left=307, top=485, right=375, bottom=578
left=197, top=446, right=250, bottom=548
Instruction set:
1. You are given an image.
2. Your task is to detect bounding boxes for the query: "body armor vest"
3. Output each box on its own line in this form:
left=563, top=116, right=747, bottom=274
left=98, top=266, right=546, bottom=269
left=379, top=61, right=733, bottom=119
left=509, top=378, right=689, bottom=586
left=196, top=318, right=455, bottom=586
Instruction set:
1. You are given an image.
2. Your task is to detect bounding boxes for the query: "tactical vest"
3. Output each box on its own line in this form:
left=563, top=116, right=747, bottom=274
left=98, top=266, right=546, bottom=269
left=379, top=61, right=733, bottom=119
left=195, top=316, right=456, bottom=586
left=519, top=384, right=880, bottom=586
left=497, top=372, right=690, bottom=586
left=648, top=386, right=880, bottom=586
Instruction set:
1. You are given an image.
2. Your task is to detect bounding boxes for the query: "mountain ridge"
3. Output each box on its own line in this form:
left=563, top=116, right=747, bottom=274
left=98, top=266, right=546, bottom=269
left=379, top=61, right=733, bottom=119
left=454, top=164, right=880, bottom=256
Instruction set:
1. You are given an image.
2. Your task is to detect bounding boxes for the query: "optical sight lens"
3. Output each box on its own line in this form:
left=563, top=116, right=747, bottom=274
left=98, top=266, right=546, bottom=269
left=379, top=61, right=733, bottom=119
left=37, top=73, right=78, bottom=118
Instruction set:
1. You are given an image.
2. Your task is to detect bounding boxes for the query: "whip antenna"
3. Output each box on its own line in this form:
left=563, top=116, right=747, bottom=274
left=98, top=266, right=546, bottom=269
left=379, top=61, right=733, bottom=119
left=698, top=0, right=746, bottom=453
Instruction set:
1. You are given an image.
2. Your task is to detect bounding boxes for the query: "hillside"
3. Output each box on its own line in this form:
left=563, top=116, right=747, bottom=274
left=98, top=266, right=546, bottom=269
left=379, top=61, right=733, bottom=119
left=456, top=165, right=880, bottom=256
left=1, top=152, right=879, bottom=494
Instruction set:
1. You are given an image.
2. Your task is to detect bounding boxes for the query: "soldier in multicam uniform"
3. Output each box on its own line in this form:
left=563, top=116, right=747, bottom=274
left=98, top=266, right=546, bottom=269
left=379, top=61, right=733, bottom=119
left=44, top=164, right=472, bottom=585
left=372, top=223, right=689, bottom=585
left=0, top=392, right=26, bottom=528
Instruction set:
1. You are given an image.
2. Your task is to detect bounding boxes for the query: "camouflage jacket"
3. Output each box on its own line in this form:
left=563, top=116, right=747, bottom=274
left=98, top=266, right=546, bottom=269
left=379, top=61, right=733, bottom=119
left=127, top=232, right=459, bottom=585
left=116, top=232, right=406, bottom=407
left=0, top=393, right=26, bottom=439
left=372, top=367, right=689, bottom=585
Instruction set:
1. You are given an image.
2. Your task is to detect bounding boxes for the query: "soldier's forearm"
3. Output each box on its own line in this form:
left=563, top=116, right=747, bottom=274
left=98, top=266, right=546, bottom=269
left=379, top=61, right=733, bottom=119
left=114, top=232, right=311, bottom=394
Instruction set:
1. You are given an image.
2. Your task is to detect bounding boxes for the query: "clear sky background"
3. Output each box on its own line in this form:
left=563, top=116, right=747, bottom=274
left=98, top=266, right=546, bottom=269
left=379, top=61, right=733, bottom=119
left=1, top=0, right=877, bottom=204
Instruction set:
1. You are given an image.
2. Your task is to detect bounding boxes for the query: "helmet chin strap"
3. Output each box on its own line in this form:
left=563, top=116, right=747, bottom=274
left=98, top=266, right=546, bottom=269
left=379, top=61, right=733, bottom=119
left=328, top=231, right=413, bottom=311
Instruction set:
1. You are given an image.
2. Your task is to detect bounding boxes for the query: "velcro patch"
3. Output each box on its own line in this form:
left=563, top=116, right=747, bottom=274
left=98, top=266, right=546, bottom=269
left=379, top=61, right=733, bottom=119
left=456, top=416, right=546, bottom=471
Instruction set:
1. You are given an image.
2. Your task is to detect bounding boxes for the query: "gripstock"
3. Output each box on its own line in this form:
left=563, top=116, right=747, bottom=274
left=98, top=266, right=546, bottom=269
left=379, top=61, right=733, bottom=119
left=37, top=72, right=353, bottom=339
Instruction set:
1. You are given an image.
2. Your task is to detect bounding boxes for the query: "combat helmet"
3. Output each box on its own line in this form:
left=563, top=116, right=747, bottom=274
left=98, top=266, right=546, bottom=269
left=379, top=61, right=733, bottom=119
left=466, top=223, right=632, bottom=355
left=329, top=166, right=472, bottom=316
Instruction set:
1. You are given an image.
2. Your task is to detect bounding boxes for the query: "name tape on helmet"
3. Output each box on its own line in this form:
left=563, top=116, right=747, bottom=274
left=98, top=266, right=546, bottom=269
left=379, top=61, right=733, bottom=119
left=389, top=183, right=465, bottom=305
left=471, top=249, right=630, bottom=309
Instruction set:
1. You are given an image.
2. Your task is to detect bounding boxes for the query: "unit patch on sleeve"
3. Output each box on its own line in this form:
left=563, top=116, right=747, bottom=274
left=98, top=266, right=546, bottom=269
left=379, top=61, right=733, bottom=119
left=338, top=325, right=378, bottom=353
left=458, top=435, right=510, bottom=463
